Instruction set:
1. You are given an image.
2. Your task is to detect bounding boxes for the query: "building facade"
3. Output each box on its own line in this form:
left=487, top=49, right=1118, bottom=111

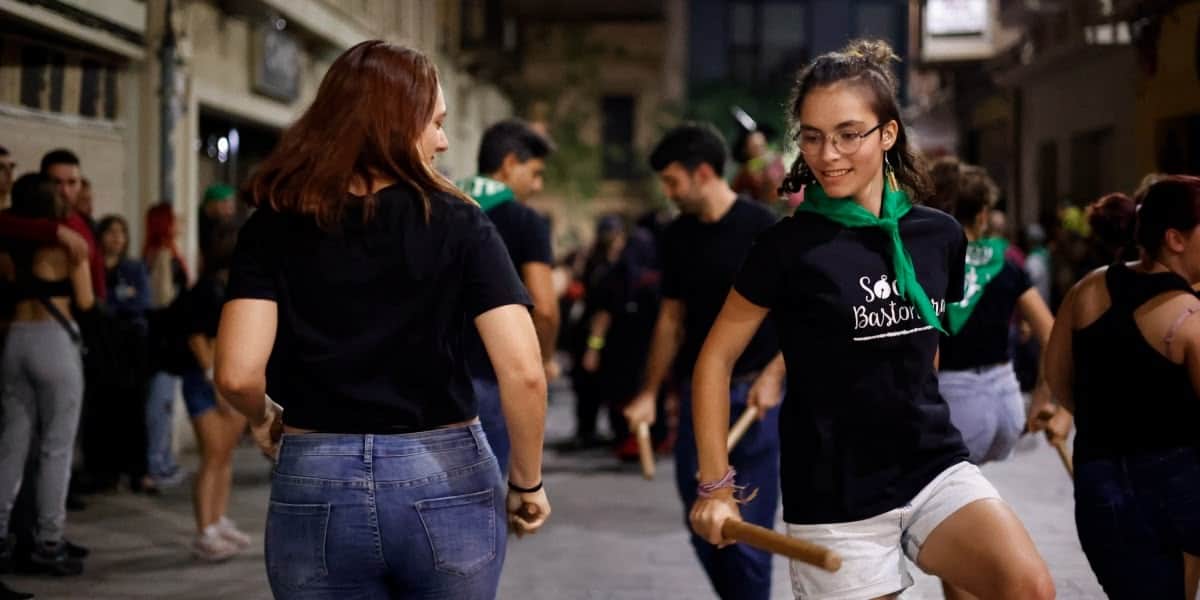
left=1, top=0, right=512, bottom=267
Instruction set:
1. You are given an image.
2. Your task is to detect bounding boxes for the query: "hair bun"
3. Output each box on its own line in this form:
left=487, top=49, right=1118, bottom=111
left=844, top=39, right=899, bottom=76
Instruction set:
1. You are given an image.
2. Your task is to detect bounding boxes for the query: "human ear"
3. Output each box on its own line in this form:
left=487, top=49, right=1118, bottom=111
left=881, top=120, right=899, bottom=152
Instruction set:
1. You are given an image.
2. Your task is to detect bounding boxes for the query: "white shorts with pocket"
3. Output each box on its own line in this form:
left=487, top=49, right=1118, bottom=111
left=786, top=462, right=1001, bottom=600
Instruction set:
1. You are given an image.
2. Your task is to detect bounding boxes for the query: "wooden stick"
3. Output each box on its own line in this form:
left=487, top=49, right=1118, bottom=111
left=636, top=422, right=655, bottom=480
left=722, top=521, right=841, bottom=572
left=727, top=406, right=760, bottom=451
left=1050, top=437, right=1073, bottom=477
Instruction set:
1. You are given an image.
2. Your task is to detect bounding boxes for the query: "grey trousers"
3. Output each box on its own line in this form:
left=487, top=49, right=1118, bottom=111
left=0, top=320, right=84, bottom=544
left=939, top=362, right=1025, bottom=465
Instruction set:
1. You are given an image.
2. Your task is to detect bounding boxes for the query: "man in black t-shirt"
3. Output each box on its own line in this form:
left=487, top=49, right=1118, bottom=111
left=623, top=124, right=782, bottom=600
left=459, top=120, right=559, bottom=474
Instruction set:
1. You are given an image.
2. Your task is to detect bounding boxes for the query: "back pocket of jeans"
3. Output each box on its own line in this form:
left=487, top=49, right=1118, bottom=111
left=415, top=489, right=497, bottom=576
left=265, top=501, right=330, bottom=590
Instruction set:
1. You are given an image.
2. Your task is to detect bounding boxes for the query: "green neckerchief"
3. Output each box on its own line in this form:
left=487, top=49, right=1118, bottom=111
left=457, top=175, right=514, bottom=212
left=945, top=237, right=1009, bottom=335
left=797, top=180, right=946, bottom=334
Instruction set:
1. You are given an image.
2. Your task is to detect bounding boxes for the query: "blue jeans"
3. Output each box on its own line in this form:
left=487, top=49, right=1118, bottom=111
left=676, top=381, right=780, bottom=600
left=472, top=378, right=508, bottom=477
left=1075, top=447, right=1200, bottom=599
left=266, top=424, right=507, bottom=599
left=144, top=371, right=180, bottom=478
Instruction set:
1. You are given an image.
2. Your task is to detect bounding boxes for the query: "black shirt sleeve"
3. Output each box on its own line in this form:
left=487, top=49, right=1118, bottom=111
left=1008, top=260, right=1033, bottom=296
left=734, top=227, right=781, bottom=309
left=463, top=215, right=533, bottom=318
left=185, top=279, right=223, bottom=338
left=945, top=230, right=968, bottom=303
left=526, top=212, right=553, bottom=266
left=227, top=208, right=280, bottom=302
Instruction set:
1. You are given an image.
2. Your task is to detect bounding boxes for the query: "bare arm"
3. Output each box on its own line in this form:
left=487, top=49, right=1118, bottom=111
left=689, top=290, right=769, bottom=547
left=521, top=262, right=560, bottom=373
left=214, top=299, right=277, bottom=425
left=1043, top=287, right=1077, bottom=414
left=71, top=256, right=94, bottom=311
left=475, top=304, right=547, bottom=489
left=476, top=303, right=551, bottom=536
left=581, top=309, right=612, bottom=373
left=1016, top=288, right=1055, bottom=348
left=640, top=298, right=685, bottom=395
left=746, top=352, right=786, bottom=419
left=188, top=334, right=215, bottom=372
left=692, top=290, right=770, bottom=483
left=622, top=298, right=685, bottom=426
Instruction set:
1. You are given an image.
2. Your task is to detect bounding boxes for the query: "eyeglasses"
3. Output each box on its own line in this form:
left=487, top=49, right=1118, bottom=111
left=796, top=123, right=884, bottom=156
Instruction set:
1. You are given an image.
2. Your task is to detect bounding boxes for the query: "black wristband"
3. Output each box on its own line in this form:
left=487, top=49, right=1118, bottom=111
left=507, top=480, right=543, bottom=494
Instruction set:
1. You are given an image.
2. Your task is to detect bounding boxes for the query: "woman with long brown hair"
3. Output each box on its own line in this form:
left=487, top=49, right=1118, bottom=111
left=214, top=41, right=549, bottom=598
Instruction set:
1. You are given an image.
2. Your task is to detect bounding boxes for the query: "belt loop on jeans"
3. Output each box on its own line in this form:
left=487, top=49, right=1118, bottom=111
left=363, top=434, right=374, bottom=464
left=469, top=425, right=487, bottom=456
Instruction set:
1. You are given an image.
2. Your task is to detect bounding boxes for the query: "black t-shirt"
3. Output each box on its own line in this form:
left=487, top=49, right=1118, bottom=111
left=734, top=206, right=970, bottom=524
left=464, top=200, right=552, bottom=382
left=939, top=261, right=1032, bottom=371
left=226, top=184, right=531, bottom=433
left=661, top=197, right=778, bottom=378
left=187, top=273, right=226, bottom=340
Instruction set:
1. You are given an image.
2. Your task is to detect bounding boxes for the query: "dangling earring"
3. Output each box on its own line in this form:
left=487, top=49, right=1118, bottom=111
left=884, top=152, right=900, bottom=191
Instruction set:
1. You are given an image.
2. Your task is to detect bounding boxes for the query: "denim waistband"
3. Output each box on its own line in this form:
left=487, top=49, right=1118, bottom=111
left=277, top=423, right=490, bottom=459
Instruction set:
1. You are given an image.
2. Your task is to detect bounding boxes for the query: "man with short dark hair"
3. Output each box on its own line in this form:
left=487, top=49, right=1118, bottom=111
left=0, top=148, right=88, bottom=262
left=40, top=149, right=103, bottom=299
left=624, top=123, right=784, bottom=600
left=459, top=119, right=559, bottom=473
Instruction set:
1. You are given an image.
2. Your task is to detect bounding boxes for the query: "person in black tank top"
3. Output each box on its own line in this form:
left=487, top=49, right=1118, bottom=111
left=1045, top=175, right=1200, bottom=599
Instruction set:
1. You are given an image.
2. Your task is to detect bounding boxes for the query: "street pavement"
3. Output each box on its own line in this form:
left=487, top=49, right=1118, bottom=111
left=6, top=379, right=1104, bottom=599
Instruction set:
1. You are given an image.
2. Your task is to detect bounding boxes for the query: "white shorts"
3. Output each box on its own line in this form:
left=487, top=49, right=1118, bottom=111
left=786, top=462, right=1001, bottom=600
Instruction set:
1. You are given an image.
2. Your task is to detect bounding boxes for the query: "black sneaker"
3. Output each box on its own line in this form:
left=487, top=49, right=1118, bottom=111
left=29, top=542, right=82, bottom=577
left=62, top=539, right=88, bottom=559
left=0, top=581, right=33, bottom=600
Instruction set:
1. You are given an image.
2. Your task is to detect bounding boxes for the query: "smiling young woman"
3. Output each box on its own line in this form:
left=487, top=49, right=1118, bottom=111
left=687, top=39, right=1054, bottom=600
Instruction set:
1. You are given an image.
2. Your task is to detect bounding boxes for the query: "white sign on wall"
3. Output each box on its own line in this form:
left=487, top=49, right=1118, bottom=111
left=925, top=0, right=989, bottom=37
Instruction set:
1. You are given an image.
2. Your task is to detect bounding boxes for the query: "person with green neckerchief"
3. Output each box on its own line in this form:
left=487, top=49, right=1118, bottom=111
left=457, top=120, right=559, bottom=474
left=932, top=159, right=1058, bottom=468
left=688, top=39, right=1055, bottom=600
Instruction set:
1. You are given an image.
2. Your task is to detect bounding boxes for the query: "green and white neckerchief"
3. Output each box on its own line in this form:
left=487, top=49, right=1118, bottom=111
left=456, top=175, right=514, bottom=212
left=796, top=180, right=946, bottom=334
left=945, top=237, right=1008, bottom=335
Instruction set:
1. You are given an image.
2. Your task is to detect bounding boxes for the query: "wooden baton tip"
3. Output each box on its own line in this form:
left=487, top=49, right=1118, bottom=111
left=726, top=406, right=760, bottom=452
left=1051, top=438, right=1074, bottom=477
left=721, top=520, right=842, bottom=572
left=636, top=422, right=655, bottom=480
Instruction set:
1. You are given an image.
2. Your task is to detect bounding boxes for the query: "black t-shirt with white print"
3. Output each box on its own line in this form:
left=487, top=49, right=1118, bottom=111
left=939, top=261, right=1032, bottom=371
left=734, top=205, right=969, bottom=524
